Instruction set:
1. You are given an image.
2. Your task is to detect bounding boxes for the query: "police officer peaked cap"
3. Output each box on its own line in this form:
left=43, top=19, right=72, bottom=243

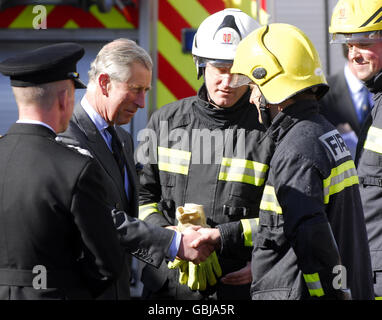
left=0, top=42, right=86, bottom=89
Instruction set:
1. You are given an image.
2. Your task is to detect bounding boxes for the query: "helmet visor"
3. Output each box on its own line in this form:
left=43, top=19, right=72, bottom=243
left=228, top=73, right=253, bottom=88
left=197, top=57, right=233, bottom=68
left=330, top=31, right=382, bottom=44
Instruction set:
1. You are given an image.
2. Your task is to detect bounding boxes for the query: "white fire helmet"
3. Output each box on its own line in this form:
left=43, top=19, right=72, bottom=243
left=192, top=8, right=260, bottom=79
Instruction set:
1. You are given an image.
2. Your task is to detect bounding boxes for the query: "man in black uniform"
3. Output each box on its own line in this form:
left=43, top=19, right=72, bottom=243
left=0, top=43, right=125, bottom=300
left=197, top=22, right=374, bottom=299
left=137, top=9, right=274, bottom=300
left=0, top=43, right=212, bottom=300
left=329, top=0, right=382, bottom=299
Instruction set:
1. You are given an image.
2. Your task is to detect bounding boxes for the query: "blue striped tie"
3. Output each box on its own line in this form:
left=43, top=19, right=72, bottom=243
left=358, top=86, right=371, bottom=124
left=107, top=126, right=125, bottom=178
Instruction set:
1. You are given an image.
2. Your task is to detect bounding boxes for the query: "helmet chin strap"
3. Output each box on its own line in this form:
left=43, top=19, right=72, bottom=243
left=259, top=95, right=272, bottom=128
left=206, top=90, right=223, bottom=109
left=197, top=65, right=204, bottom=80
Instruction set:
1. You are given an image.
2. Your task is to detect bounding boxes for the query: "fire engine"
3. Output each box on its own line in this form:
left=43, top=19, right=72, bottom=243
left=0, top=0, right=343, bottom=143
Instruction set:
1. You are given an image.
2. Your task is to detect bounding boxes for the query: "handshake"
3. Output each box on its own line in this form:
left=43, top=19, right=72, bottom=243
left=170, top=204, right=222, bottom=291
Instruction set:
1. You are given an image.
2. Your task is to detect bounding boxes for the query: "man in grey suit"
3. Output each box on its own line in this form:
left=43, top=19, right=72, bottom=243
left=0, top=41, right=213, bottom=300
left=60, top=39, right=145, bottom=221
left=59, top=39, right=212, bottom=299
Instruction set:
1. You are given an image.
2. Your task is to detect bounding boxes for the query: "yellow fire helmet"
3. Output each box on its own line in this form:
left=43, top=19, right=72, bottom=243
left=329, top=0, right=382, bottom=44
left=230, top=23, right=328, bottom=104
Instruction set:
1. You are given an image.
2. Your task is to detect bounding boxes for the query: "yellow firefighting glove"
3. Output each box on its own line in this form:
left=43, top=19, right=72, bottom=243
left=187, top=262, right=199, bottom=290
left=168, top=258, right=189, bottom=284
left=167, top=203, right=205, bottom=278
left=201, top=251, right=222, bottom=286
left=179, top=259, right=189, bottom=285
left=167, top=204, right=222, bottom=291
left=184, top=251, right=222, bottom=291
left=168, top=257, right=185, bottom=269
left=175, top=203, right=208, bottom=231
left=169, top=259, right=208, bottom=290
left=197, top=261, right=207, bottom=291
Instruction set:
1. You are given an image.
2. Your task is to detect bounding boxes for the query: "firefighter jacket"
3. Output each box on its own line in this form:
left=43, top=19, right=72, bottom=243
left=219, top=99, right=374, bottom=300
left=137, top=84, right=274, bottom=298
left=357, top=69, right=382, bottom=298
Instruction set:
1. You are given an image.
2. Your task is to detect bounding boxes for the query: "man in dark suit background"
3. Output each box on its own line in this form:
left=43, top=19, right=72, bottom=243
left=0, top=42, right=213, bottom=300
left=319, top=45, right=373, bottom=159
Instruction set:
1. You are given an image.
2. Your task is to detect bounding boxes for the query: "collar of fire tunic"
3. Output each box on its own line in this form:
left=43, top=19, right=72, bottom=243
left=265, top=99, right=320, bottom=143
left=365, top=69, right=382, bottom=96
left=193, top=83, right=253, bottom=130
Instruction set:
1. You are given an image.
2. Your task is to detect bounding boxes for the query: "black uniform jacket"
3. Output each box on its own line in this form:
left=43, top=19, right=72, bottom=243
left=59, top=103, right=174, bottom=299
left=0, top=123, right=124, bottom=300
left=251, top=100, right=373, bottom=300
left=357, top=70, right=382, bottom=298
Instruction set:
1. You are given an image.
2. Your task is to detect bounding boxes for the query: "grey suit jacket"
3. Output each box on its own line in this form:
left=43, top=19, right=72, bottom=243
left=59, top=103, right=174, bottom=299
left=62, top=103, right=138, bottom=217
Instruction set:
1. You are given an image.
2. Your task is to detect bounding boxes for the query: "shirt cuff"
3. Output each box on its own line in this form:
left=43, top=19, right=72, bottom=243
left=167, top=230, right=182, bottom=261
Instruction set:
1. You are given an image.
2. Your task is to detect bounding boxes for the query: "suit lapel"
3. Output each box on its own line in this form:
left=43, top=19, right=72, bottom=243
left=116, top=128, right=138, bottom=217
left=72, top=105, right=128, bottom=202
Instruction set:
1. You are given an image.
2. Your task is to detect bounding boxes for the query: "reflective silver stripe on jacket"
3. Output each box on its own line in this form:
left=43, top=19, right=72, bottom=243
left=219, top=157, right=269, bottom=186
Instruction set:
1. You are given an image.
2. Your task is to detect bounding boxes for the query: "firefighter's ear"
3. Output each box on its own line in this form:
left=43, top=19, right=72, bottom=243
left=98, top=73, right=110, bottom=97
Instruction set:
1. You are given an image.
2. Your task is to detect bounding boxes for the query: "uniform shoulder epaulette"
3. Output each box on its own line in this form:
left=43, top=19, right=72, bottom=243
left=55, top=136, right=93, bottom=158
left=66, top=145, right=93, bottom=157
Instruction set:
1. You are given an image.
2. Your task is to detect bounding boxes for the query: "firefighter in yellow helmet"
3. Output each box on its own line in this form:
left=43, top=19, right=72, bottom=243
left=330, top=0, right=382, bottom=299
left=222, top=22, right=374, bottom=299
